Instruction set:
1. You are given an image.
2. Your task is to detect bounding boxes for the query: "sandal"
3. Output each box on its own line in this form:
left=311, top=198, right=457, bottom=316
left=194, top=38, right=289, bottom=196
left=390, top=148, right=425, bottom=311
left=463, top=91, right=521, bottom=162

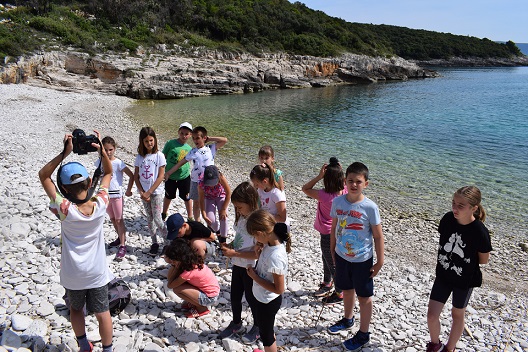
left=185, top=307, right=210, bottom=318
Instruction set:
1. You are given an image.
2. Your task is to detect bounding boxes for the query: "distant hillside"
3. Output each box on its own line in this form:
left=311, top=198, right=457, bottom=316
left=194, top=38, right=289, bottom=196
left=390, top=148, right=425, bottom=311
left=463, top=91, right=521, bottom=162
left=0, top=0, right=523, bottom=62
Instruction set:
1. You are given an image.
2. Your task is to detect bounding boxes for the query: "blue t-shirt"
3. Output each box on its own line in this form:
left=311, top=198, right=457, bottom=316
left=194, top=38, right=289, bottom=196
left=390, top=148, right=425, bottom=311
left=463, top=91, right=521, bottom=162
left=330, top=194, right=381, bottom=263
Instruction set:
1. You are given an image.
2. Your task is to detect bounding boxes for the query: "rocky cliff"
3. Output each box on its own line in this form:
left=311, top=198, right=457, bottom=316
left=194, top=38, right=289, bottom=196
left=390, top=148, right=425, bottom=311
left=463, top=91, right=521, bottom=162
left=1, top=48, right=439, bottom=99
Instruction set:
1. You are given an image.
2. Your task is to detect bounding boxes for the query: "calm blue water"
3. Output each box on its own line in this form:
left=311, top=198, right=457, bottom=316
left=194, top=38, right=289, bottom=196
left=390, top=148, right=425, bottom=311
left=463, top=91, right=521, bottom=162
left=127, top=67, right=528, bottom=238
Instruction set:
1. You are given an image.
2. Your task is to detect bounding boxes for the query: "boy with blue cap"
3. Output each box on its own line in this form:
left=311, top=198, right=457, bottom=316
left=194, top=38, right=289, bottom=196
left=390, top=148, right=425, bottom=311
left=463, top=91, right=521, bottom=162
left=39, top=132, right=114, bottom=352
left=166, top=213, right=217, bottom=258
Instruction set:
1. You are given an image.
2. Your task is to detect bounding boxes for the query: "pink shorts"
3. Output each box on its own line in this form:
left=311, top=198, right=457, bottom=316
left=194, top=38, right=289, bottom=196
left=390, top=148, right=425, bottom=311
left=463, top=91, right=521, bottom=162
left=106, top=197, right=124, bottom=220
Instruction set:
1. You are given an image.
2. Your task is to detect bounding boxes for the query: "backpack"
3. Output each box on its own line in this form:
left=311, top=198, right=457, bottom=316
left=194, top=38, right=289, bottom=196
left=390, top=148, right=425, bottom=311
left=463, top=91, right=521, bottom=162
left=63, top=278, right=131, bottom=316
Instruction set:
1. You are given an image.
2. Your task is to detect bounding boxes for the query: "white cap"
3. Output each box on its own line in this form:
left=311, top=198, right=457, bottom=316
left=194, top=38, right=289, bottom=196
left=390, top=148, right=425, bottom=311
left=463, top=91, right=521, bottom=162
left=179, top=122, right=193, bottom=131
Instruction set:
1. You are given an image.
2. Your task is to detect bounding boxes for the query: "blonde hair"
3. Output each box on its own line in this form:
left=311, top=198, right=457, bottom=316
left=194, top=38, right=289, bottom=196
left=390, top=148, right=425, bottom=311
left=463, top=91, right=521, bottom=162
left=455, top=186, right=486, bottom=221
left=246, top=209, right=291, bottom=253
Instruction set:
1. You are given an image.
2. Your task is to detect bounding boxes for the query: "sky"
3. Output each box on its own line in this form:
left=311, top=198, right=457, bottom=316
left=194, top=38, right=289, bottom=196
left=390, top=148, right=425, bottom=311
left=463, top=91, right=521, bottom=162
left=289, top=0, right=527, bottom=43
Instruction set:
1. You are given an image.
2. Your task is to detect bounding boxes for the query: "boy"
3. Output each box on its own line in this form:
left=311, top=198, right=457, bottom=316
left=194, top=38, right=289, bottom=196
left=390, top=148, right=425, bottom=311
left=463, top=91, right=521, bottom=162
left=327, top=162, right=385, bottom=351
left=162, top=122, right=193, bottom=221
left=165, top=126, right=227, bottom=222
left=166, top=213, right=217, bottom=258
left=39, top=133, right=114, bottom=352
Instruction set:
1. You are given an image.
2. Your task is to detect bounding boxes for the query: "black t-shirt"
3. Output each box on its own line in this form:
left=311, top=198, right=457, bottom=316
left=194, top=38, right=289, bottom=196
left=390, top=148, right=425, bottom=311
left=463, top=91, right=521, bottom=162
left=186, top=221, right=213, bottom=240
left=435, top=212, right=492, bottom=288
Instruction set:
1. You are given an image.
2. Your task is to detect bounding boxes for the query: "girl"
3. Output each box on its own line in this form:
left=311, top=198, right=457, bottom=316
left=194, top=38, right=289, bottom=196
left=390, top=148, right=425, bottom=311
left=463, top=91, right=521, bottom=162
left=426, top=186, right=492, bottom=352
left=198, top=165, right=231, bottom=243
left=250, top=163, right=287, bottom=224
left=134, top=127, right=167, bottom=256
left=258, top=145, right=284, bottom=191
left=97, top=136, right=134, bottom=261
left=218, top=182, right=260, bottom=341
left=163, top=238, right=220, bottom=318
left=301, top=157, right=347, bottom=304
left=245, top=209, right=289, bottom=352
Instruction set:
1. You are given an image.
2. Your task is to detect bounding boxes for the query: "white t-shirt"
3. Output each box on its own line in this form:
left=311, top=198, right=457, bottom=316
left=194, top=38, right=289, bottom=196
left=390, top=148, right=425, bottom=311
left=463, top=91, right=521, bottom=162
left=252, top=244, right=288, bottom=303
left=185, top=144, right=217, bottom=182
left=231, top=216, right=257, bottom=269
left=49, top=188, right=114, bottom=290
left=94, top=158, right=127, bottom=198
left=257, top=187, right=286, bottom=216
left=134, top=152, right=166, bottom=195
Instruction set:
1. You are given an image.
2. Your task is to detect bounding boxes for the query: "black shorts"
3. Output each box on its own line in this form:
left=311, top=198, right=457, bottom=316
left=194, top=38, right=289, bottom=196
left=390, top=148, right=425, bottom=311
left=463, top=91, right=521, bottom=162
left=430, top=277, right=473, bottom=309
left=165, top=176, right=191, bottom=201
left=66, top=284, right=109, bottom=313
left=334, top=255, right=374, bottom=297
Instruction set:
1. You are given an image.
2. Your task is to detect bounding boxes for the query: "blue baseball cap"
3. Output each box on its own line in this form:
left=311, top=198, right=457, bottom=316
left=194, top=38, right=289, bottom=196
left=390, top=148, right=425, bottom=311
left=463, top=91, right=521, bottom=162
left=60, top=162, right=89, bottom=185
left=166, top=213, right=185, bottom=240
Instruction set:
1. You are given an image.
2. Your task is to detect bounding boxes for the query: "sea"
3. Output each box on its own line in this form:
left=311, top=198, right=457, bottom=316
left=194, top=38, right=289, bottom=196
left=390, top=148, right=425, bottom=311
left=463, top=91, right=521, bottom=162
left=127, top=67, right=528, bottom=239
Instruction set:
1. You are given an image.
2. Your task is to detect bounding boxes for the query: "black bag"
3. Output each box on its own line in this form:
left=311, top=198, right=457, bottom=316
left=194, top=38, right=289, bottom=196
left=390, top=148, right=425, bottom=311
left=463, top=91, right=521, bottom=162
left=63, top=278, right=131, bottom=316
left=107, top=278, right=131, bottom=315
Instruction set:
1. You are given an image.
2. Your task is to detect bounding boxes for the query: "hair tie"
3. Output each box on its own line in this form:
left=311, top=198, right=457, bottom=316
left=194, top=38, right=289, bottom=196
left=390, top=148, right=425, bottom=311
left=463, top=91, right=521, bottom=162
left=274, top=223, right=288, bottom=237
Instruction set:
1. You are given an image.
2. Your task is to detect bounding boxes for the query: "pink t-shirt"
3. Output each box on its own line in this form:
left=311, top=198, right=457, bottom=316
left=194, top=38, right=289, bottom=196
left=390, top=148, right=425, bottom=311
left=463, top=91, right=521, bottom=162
left=314, top=189, right=346, bottom=234
left=180, top=265, right=220, bottom=297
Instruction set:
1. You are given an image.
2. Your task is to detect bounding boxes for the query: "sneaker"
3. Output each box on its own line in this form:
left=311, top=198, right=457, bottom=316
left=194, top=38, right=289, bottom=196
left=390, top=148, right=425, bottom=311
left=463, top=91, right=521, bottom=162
left=108, top=238, right=120, bottom=248
left=343, top=330, right=370, bottom=351
left=314, top=282, right=333, bottom=297
left=115, top=245, right=126, bottom=261
left=323, top=291, right=343, bottom=305
left=327, top=317, right=354, bottom=334
left=241, top=325, right=260, bottom=344
left=218, top=321, right=246, bottom=339
left=149, top=243, right=160, bottom=256
left=426, top=341, right=444, bottom=352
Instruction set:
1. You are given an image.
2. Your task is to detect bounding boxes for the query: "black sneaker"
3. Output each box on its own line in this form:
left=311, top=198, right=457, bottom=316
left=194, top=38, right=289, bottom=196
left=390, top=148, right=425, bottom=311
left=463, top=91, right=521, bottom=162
left=314, top=282, right=333, bottom=297
left=323, top=291, right=343, bottom=305
left=108, top=238, right=120, bottom=248
left=343, top=330, right=370, bottom=351
left=327, top=317, right=354, bottom=334
left=149, top=243, right=160, bottom=256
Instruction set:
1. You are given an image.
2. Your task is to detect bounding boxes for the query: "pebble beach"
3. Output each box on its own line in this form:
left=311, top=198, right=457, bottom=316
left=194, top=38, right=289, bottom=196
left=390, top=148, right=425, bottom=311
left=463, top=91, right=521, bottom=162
left=0, top=83, right=527, bottom=351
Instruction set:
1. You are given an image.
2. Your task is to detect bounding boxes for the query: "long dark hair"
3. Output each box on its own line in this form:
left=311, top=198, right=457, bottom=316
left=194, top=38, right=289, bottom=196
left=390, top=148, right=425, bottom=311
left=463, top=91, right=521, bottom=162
left=137, top=127, right=158, bottom=156
left=324, top=157, right=345, bottom=194
left=250, top=163, right=279, bottom=189
left=231, top=182, right=259, bottom=224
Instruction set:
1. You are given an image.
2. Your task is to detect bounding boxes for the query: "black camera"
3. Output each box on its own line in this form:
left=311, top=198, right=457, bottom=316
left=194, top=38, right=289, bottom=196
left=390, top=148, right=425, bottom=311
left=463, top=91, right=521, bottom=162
left=72, top=129, right=99, bottom=154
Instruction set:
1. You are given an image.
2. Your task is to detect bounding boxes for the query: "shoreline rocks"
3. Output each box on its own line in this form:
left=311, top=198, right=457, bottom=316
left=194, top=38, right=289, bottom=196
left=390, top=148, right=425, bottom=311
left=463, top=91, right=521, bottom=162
left=1, top=49, right=439, bottom=99
left=0, top=84, right=527, bottom=351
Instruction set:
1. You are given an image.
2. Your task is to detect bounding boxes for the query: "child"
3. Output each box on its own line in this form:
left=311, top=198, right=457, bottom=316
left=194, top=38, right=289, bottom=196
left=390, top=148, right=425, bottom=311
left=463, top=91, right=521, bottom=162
left=218, top=182, right=260, bottom=341
left=97, top=136, right=134, bottom=261
left=163, top=238, right=220, bottom=318
left=162, top=122, right=193, bottom=221
left=249, top=163, right=287, bottom=224
left=327, top=162, right=384, bottom=352
left=198, top=165, right=231, bottom=243
left=134, top=127, right=167, bottom=256
left=426, top=186, right=492, bottom=352
left=166, top=213, right=217, bottom=259
left=39, top=132, right=114, bottom=352
left=165, top=126, right=228, bottom=222
left=301, top=157, right=346, bottom=304
left=258, top=145, right=284, bottom=191
left=245, top=209, right=289, bottom=352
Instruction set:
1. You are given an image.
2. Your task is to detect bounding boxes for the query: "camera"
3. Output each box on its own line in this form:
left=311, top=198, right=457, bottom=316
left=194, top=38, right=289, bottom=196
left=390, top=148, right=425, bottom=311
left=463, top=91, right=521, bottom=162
left=72, top=129, right=99, bottom=154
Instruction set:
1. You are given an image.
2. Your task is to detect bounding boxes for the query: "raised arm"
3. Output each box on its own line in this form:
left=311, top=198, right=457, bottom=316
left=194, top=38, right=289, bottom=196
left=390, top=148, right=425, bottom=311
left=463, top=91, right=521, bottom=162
left=39, top=134, right=73, bottom=200
left=207, top=136, right=228, bottom=150
left=302, top=163, right=327, bottom=200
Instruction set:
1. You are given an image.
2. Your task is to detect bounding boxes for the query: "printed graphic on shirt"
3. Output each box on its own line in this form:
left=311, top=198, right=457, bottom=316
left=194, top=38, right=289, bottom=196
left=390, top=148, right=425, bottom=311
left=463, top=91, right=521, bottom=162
left=438, top=232, right=469, bottom=277
left=336, top=219, right=364, bottom=258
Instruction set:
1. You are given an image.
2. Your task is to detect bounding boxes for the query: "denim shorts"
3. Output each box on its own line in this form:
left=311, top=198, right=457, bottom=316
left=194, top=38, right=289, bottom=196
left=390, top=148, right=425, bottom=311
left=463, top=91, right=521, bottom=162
left=66, top=284, right=109, bottom=313
left=334, top=255, right=374, bottom=297
left=198, top=291, right=218, bottom=306
left=189, top=181, right=199, bottom=201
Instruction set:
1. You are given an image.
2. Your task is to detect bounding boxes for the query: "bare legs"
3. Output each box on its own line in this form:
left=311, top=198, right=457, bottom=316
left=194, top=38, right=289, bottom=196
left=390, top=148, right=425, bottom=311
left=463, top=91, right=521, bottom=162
left=428, top=299, right=466, bottom=351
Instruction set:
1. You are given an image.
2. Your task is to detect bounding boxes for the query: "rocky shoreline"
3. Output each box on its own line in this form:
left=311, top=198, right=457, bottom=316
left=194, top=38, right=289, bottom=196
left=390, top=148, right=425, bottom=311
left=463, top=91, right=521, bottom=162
left=1, top=49, right=439, bottom=100
left=0, top=84, right=527, bottom=351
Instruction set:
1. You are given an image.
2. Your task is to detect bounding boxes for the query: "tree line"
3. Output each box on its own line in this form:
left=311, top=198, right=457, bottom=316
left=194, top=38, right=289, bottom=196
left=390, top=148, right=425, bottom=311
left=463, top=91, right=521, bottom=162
left=1, top=0, right=522, bottom=61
